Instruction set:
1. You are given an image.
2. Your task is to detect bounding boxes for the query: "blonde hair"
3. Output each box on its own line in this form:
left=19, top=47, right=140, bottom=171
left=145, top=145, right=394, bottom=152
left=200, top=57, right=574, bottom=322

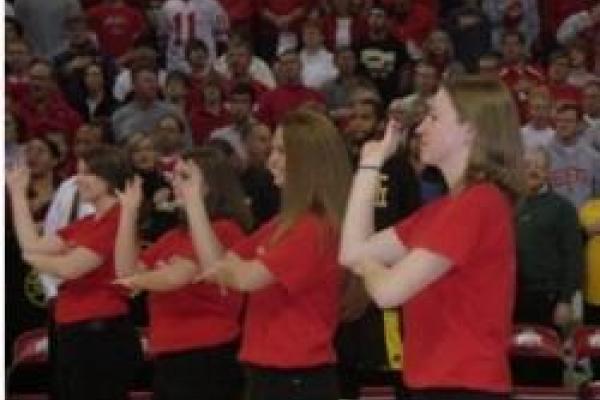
left=444, top=76, right=525, bottom=202
left=276, top=108, right=352, bottom=240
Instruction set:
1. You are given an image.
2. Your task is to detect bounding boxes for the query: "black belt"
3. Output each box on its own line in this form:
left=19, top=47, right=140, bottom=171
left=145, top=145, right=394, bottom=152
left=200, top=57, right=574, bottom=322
left=57, top=315, right=131, bottom=334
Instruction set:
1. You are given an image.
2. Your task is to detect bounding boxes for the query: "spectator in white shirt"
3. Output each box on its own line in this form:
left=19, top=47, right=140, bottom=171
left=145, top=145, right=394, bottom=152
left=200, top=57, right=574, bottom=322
left=521, top=89, right=555, bottom=149
left=299, top=20, right=338, bottom=90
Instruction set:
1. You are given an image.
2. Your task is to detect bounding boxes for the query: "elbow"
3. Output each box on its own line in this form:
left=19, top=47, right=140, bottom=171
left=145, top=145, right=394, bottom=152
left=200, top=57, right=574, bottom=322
left=59, top=265, right=85, bottom=281
left=369, top=285, right=405, bottom=309
left=338, top=247, right=360, bottom=268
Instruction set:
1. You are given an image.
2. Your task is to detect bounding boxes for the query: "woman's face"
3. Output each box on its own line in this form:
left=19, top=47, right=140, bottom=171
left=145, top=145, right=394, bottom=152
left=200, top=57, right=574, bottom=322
left=416, top=88, right=472, bottom=168
left=26, top=139, right=57, bottom=176
left=84, top=64, right=104, bottom=92
left=429, top=32, right=449, bottom=56
left=267, top=128, right=286, bottom=188
left=131, top=138, right=158, bottom=172
left=75, top=159, right=111, bottom=203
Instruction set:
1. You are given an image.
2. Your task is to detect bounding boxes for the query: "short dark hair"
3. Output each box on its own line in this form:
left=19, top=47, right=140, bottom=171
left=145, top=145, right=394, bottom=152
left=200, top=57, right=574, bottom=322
left=555, top=102, right=582, bottom=120
left=80, top=144, right=133, bottom=192
left=165, top=70, right=190, bottom=87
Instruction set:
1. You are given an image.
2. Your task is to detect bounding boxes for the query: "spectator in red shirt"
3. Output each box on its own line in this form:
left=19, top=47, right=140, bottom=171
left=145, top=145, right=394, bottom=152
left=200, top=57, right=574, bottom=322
left=14, top=60, right=83, bottom=144
left=114, top=147, right=252, bottom=400
left=340, top=76, right=522, bottom=400
left=189, top=81, right=231, bottom=145
left=163, top=108, right=352, bottom=399
left=545, top=49, right=582, bottom=105
left=256, top=49, right=325, bottom=129
left=218, top=0, right=256, bottom=37
left=386, top=0, right=436, bottom=55
left=87, top=0, right=147, bottom=63
left=218, top=38, right=271, bottom=101
left=498, top=31, right=545, bottom=121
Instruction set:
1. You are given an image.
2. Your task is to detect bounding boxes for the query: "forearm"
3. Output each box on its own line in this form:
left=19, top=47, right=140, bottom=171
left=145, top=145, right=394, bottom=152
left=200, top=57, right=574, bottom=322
left=354, top=262, right=395, bottom=309
left=186, top=202, right=225, bottom=272
left=24, top=253, right=77, bottom=280
left=339, top=169, right=381, bottom=265
left=131, top=264, right=197, bottom=292
left=115, top=210, right=141, bottom=278
left=204, top=256, right=270, bottom=292
left=10, top=191, right=45, bottom=253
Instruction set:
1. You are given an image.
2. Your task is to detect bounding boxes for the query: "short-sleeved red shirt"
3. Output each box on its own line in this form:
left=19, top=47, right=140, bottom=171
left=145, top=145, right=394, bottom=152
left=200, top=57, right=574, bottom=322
left=232, top=213, right=341, bottom=368
left=140, top=220, right=245, bottom=355
left=87, top=4, right=147, bottom=58
left=55, top=204, right=128, bottom=324
left=394, top=184, right=515, bottom=393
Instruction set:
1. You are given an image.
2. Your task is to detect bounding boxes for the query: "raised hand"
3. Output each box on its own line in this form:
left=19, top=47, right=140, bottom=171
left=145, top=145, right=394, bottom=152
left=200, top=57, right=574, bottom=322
left=360, top=118, right=404, bottom=167
left=171, top=159, right=206, bottom=208
left=116, top=175, right=143, bottom=212
left=6, top=164, right=31, bottom=195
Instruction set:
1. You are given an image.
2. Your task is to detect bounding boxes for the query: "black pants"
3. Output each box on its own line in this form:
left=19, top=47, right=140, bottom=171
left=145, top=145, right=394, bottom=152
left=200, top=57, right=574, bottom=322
left=409, top=389, right=509, bottom=400
left=245, top=364, right=338, bottom=400
left=584, top=302, right=600, bottom=379
left=512, top=289, right=564, bottom=386
left=153, top=340, right=243, bottom=400
left=56, top=315, right=142, bottom=400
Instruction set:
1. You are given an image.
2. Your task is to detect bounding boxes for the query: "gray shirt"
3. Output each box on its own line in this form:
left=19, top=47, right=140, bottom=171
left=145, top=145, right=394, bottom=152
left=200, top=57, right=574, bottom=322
left=111, top=100, right=182, bottom=143
left=14, top=0, right=81, bottom=59
left=547, top=137, right=600, bottom=208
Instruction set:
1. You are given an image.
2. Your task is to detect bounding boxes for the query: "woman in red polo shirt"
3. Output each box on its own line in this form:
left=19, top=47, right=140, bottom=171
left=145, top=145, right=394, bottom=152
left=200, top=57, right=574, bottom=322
left=113, top=147, right=252, bottom=400
left=7, top=144, right=141, bottom=400
left=163, top=108, right=353, bottom=399
left=339, top=76, right=525, bottom=400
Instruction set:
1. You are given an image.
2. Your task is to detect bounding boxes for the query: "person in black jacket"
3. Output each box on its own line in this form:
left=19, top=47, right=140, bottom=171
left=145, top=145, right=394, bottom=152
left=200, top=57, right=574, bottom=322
left=514, top=146, right=584, bottom=385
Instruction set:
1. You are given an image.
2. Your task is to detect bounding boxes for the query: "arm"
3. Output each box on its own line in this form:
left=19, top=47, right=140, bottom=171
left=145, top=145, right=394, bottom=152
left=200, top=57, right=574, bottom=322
left=174, top=159, right=226, bottom=272
left=7, top=166, right=67, bottom=254
left=556, top=12, right=590, bottom=45
left=24, top=247, right=103, bottom=280
left=199, top=252, right=275, bottom=292
left=114, top=177, right=145, bottom=278
left=339, top=121, right=408, bottom=267
left=115, top=257, right=198, bottom=292
left=353, top=248, right=451, bottom=308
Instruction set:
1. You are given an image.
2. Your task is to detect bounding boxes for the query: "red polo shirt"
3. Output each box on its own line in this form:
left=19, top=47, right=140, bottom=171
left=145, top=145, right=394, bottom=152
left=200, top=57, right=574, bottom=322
left=394, top=184, right=515, bottom=393
left=140, top=220, right=245, bottom=355
left=232, top=213, right=342, bottom=368
left=256, top=84, right=324, bottom=129
left=55, top=205, right=128, bottom=324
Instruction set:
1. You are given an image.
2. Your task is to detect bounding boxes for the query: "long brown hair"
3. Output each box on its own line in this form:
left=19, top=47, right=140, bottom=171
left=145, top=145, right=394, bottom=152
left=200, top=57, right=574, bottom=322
left=444, top=76, right=526, bottom=202
left=275, top=108, right=352, bottom=240
left=181, top=147, right=253, bottom=232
